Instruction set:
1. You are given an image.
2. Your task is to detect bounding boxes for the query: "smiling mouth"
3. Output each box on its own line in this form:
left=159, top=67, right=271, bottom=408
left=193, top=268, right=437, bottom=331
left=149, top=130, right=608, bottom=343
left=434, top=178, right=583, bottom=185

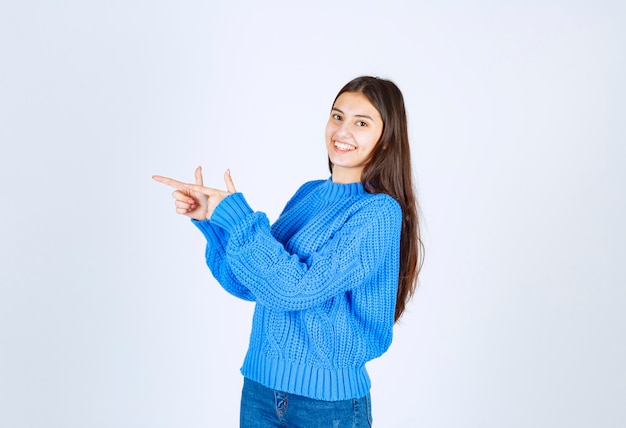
left=334, top=141, right=356, bottom=151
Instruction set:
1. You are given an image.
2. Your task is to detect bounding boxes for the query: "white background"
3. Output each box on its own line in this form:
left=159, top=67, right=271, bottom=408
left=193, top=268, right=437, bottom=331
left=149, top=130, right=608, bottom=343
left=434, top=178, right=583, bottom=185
left=1, top=1, right=625, bottom=427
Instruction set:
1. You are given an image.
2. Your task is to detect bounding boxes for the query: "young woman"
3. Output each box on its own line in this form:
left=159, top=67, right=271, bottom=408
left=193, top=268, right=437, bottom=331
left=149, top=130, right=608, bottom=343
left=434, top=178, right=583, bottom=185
left=153, top=76, right=424, bottom=427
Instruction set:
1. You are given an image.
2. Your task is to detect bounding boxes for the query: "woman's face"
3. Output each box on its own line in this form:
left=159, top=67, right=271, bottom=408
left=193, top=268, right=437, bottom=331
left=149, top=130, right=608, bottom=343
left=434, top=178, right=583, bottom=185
left=325, top=91, right=383, bottom=183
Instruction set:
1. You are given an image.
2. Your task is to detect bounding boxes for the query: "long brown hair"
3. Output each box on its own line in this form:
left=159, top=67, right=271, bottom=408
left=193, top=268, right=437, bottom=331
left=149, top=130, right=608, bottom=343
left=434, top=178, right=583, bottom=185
left=329, top=76, right=424, bottom=322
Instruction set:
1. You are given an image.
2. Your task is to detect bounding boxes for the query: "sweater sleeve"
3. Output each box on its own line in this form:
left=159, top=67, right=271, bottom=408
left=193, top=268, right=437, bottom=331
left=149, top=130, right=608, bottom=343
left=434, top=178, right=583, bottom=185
left=192, top=219, right=256, bottom=301
left=211, top=191, right=402, bottom=312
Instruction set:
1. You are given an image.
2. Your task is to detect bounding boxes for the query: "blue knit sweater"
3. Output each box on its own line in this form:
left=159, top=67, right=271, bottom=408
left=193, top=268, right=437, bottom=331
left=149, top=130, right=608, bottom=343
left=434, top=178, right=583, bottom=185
left=192, top=178, right=402, bottom=401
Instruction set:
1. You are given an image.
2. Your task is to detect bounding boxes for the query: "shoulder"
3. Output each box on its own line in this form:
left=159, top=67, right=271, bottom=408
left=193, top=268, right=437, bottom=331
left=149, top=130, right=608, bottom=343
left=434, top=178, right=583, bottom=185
left=288, top=179, right=329, bottom=203
left=358, top=192, right=402, bottom=217
left=279, top=179, right=327, bottom=214
left=294, top=179, right=327, bottom=196
left=343, top=194, right=402, bottom=248
left=344, top=192, right=402, bottom=234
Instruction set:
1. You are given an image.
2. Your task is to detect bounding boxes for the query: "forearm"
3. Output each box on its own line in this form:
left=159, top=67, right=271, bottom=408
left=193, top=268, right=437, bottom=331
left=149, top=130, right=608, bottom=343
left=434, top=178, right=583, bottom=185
left=211, top=193, right=402, bottom=311
left=192, top=218, right=255, bottom=301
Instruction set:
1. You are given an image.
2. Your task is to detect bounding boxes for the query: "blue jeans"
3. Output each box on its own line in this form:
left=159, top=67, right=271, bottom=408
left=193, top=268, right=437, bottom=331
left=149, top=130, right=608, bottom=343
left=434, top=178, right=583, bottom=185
left=240, top=378, right=373, bottom=427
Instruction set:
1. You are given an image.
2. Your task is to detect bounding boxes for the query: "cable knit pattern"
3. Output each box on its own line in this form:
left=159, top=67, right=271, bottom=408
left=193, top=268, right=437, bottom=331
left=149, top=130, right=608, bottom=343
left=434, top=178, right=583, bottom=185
left=192, top=178, right=402, bottom=401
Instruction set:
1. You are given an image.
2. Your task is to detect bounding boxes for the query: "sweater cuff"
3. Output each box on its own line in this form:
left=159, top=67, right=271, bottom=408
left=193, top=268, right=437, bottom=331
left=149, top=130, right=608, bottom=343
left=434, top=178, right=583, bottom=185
left=210, top=192, right=253, bottom=233
left=191, top=218, right=215, bottom=239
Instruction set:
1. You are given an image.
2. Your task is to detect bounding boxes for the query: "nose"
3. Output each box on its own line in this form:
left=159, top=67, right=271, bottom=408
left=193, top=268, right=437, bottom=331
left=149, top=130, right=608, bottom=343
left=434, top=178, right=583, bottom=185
left=335, top=120, right=351, bottom=138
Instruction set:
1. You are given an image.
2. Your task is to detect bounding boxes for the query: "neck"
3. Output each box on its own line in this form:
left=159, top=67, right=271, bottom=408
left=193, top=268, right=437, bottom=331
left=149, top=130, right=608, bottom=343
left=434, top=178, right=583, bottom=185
left=331, top=167, right=362, bottom=184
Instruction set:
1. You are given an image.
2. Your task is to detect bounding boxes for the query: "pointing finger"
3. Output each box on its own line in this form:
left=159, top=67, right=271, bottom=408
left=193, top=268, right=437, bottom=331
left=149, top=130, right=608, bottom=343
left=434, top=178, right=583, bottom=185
left=184, top=183, right=216, bottom=197
left=224, top=169, right=237, bottom=193
left=152, top=175, right=188, bottom=191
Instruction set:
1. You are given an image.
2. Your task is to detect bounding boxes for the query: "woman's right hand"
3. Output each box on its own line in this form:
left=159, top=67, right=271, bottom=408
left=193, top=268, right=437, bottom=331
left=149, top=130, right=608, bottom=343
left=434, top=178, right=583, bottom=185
left=153, top=166, right=237, bottom=221
left=152, top=166, right=209, bottom=221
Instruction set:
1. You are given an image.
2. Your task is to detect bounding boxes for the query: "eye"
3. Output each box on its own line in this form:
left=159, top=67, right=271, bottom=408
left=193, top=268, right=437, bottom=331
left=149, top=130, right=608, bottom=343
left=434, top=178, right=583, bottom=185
left=356, top=120, right=368, bottom=127
left=332, top=113, right=342, bottom=120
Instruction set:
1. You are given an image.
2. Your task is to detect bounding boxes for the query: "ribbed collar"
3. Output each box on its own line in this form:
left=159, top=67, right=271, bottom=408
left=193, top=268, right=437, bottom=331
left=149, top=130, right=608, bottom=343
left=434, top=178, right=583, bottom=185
left=317, top=178, right=366, bottom=201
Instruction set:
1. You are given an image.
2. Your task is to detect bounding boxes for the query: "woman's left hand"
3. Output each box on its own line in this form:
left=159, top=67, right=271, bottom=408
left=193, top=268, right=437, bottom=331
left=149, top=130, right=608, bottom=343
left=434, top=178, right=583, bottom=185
left=153, top=167, right=237, bottom=220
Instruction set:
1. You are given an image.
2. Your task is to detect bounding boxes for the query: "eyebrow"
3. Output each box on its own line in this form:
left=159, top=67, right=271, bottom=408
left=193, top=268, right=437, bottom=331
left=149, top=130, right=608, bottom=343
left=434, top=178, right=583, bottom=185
left=331, top=107, right=375, bottom=121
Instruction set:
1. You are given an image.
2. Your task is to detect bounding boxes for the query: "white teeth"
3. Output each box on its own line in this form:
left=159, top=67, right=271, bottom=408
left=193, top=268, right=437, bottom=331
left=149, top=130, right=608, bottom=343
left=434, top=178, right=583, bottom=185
left=334, top=142, right=355, bottom=151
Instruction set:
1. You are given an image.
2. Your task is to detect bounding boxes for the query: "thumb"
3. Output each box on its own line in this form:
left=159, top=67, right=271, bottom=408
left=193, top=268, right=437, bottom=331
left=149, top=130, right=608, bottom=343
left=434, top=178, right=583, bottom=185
left=224, top=169, right=237, bottom=193
left=195, top=166, right=204, bottom=186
